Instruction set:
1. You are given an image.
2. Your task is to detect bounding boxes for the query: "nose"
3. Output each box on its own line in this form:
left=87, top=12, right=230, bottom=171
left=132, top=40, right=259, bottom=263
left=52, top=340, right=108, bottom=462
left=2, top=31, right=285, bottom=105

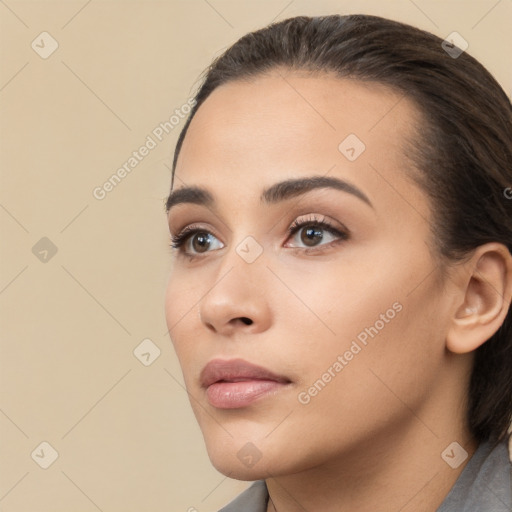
left=199, top=256, right=272, bottom=336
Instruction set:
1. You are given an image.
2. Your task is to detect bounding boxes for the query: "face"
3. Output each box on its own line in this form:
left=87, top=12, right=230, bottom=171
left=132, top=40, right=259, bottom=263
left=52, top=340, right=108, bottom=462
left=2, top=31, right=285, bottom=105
left=165, top=71, right=454, bottom=479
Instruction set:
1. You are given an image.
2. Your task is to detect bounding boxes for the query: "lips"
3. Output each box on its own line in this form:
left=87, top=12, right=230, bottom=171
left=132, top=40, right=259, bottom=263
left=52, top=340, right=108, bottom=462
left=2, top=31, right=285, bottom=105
left=200, top=358, right=291, bottom=409
left=200, top=358, right=290, bottom=387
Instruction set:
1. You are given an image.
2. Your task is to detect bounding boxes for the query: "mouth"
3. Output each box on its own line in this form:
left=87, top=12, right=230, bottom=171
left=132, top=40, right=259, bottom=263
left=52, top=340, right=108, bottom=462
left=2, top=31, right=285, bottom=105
left=200, top=358, right=292, bottom=409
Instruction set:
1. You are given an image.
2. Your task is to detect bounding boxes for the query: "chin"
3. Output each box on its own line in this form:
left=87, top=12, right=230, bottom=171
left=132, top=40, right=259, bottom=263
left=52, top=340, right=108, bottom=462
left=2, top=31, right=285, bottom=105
left=212, top=460, right=269, bottom=481
left=207, top=449, right=277, bottom=481
left=202, top=433, right=283, bottom=480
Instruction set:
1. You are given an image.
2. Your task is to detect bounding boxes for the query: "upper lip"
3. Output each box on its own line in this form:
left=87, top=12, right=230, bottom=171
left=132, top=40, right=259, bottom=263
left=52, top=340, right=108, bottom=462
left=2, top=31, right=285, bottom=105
left=200, top=358, right=291, bottom=388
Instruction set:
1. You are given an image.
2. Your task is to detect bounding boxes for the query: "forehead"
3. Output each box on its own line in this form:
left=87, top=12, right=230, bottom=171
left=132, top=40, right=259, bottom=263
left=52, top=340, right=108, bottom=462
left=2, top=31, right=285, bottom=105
left=172, top=71, right=427, bottom=218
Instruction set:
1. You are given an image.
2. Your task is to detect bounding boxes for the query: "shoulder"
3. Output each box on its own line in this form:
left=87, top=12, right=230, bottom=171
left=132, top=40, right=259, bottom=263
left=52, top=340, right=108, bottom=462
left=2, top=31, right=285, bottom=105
left=218, top=480, right=268, bottom=512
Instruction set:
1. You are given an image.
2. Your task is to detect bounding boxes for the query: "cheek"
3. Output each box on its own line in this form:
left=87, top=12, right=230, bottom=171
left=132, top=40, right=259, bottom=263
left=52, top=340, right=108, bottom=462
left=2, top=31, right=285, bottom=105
left=270, top=257, right=398, bottom=359
left=291, top=248, right=447, bottom=408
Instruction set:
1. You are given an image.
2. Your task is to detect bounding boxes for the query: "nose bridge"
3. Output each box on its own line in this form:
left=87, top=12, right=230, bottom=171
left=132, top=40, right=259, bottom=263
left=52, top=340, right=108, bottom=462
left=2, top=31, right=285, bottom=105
left=214, top=230, right=268, bottom=286
left=216, top=237, right=268, bottom=302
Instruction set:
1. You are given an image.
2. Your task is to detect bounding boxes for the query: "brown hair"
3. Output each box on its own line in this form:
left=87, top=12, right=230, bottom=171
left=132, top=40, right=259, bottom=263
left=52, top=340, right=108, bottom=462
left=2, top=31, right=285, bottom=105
left=168, top=14, right=512, bottom=443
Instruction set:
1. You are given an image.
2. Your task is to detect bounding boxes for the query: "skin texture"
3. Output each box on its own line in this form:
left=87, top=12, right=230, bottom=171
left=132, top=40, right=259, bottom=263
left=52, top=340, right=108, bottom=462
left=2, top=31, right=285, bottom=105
left=165, top=71, right=512, bottom=512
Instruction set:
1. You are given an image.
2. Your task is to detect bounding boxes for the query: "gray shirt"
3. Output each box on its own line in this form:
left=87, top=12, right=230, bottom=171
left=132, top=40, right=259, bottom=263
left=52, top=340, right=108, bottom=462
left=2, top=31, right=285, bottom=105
left=219, top=436, right=511, bottom=511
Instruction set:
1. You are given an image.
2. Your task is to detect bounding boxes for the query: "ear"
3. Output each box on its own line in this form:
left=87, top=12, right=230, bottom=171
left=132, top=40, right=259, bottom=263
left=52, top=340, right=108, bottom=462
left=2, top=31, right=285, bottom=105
left=446, top=243, right=512, bottom=354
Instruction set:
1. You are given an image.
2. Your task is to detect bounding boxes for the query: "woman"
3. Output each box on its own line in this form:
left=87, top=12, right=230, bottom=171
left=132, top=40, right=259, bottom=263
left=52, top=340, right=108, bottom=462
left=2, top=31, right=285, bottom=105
left=164, top=14, right=512, bottom=511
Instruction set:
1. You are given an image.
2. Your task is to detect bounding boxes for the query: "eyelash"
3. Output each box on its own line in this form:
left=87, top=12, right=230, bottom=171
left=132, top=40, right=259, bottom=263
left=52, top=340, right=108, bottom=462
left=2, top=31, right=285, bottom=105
left=169, top=214, right=349, bottom=258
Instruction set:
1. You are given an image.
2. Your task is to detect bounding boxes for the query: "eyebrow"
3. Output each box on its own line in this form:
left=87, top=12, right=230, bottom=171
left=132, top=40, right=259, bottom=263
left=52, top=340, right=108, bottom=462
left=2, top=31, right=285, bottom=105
left=165, top=175, right=373, bottom=213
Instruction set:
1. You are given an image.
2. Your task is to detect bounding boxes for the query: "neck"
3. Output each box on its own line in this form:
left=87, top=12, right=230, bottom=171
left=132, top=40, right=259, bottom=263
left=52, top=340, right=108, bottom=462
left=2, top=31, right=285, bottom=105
left=265, top=421, right=477, bottom=512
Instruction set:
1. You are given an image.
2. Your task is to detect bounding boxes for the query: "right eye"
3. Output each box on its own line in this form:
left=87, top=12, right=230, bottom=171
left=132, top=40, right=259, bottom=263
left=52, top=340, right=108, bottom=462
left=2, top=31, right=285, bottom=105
left=170, top=226, right=224, bottom=256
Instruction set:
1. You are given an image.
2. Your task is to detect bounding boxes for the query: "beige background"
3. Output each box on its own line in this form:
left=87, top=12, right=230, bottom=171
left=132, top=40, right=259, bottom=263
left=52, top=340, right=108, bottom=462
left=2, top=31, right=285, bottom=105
left=0, top=1, right=511, bottom=510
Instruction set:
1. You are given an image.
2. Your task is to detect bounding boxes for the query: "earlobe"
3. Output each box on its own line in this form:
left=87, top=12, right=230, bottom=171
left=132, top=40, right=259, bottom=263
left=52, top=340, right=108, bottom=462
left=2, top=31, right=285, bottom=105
left=446, top=243, right=512, bottom=355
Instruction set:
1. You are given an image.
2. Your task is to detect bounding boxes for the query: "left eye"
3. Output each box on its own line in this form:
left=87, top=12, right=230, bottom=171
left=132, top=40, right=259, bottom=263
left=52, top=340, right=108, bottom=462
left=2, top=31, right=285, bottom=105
left=285, top=220, right=347, bottom=248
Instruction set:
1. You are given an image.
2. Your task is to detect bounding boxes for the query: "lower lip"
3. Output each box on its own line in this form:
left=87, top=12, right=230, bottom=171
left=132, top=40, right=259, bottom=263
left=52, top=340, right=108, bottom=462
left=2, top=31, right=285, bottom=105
left=206, top=380, right=288, bottom=409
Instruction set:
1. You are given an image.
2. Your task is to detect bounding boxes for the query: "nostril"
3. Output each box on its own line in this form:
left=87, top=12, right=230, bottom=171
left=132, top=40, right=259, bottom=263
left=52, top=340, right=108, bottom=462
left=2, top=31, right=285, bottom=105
left=239, top=317, right=253, bottom=325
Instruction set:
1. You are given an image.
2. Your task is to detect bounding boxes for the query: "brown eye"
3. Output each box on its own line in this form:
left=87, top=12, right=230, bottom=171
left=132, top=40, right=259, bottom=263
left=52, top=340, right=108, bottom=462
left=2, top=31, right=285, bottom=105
left=286, top=217, right=348, bottom=250
left=170, top=227, right=224, bottom=256
left=191, top=232, right=212, bottom=253
left=300, top=226, right=324, bottom=246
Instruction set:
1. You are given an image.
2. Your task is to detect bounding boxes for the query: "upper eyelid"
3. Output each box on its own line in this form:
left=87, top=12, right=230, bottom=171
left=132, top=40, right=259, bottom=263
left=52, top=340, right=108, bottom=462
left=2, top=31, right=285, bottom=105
left=171, top=215, right=343, bottom=237
left=169, top=223, right=222, bottom=246
left=167, top=204, right=232, bottom=236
